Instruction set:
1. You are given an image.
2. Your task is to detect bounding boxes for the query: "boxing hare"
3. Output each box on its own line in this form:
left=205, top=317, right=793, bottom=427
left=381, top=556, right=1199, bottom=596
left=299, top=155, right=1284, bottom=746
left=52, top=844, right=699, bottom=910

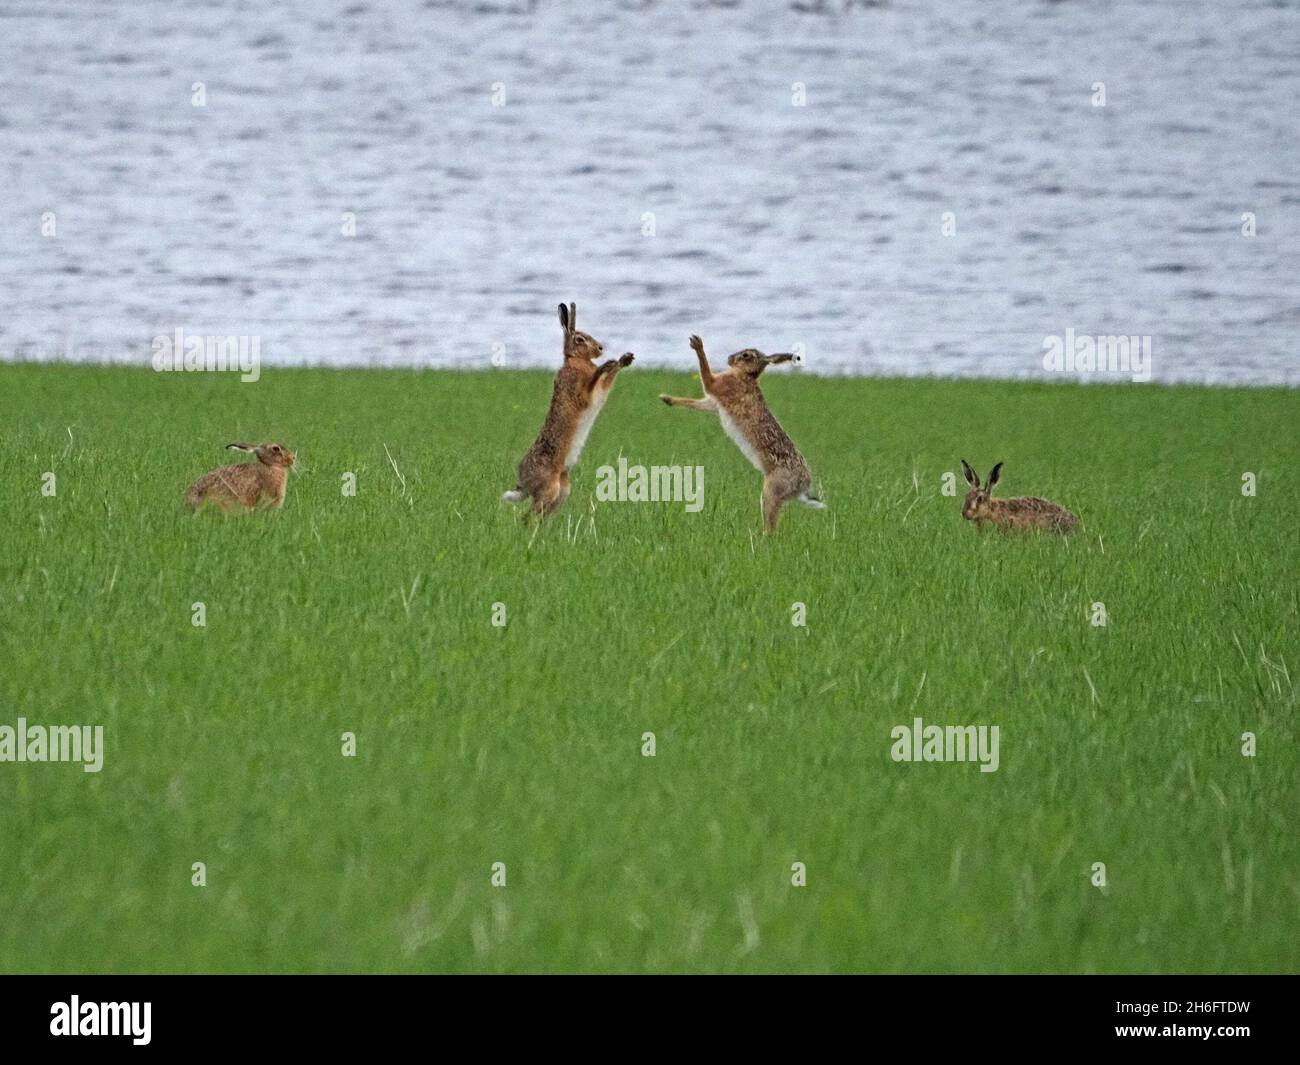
left=660, top=334, right=823, bottom=531
left=502, top=303, right=634, bottom=518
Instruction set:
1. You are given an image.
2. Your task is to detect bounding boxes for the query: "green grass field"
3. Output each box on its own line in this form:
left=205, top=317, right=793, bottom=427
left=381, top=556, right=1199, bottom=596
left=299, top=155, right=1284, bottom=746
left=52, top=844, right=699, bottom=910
left=0, top=362, right=1295, bottom=973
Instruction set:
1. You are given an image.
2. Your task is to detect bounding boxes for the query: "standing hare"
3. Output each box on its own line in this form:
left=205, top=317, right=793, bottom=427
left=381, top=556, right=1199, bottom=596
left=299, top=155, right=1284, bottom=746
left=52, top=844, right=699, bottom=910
left=502, top=302, right=634, bottom=517
left=660, top=335, right=824, bottom=531
left=960, top=460, right=1078, bottom=532
left=185, top=442, right=296, bottom=511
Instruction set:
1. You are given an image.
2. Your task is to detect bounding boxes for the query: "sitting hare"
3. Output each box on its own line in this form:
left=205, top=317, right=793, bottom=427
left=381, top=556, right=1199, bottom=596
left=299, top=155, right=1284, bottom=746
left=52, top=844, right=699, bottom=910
left=502, top=302, right=634, bottom=517
left=960, top=460, right=1078, bottom=532
left=185, top=442, right=296, bottom=511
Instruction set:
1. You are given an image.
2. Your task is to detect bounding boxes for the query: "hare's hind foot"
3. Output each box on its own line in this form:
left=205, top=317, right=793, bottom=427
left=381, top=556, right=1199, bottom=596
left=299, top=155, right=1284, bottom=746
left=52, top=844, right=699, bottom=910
left=761, top=469, right=817, bottom=531
left=532, top=471, right=571, bottom=518
left=761, top=486, right=791, bottom=532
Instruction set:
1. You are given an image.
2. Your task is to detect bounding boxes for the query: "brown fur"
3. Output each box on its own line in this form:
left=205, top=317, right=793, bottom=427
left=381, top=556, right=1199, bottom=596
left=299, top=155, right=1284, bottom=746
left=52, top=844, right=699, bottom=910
left=960, top=460, right=1078, bottom=533
left=504, top=303, right=634, bottom=517
left=660, top=335, right=822, bottom=531
left=185, top=442, right=296, bottom=511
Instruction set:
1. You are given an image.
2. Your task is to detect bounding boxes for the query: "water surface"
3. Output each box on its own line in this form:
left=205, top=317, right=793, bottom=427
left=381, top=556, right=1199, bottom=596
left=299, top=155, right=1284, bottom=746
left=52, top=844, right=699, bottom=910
left=1, top=0, right=1296, bottom=385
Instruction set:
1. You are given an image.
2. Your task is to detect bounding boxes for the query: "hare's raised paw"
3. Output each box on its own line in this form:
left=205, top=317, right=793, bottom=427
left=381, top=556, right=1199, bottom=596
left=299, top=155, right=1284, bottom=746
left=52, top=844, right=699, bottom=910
left=689, top=335, right=705, bottom=353
left=619, top=352, right=635, bottom=367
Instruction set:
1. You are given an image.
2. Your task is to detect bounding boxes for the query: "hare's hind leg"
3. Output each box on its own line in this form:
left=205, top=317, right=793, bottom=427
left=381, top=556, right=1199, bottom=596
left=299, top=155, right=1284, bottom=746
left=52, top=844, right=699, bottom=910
left=535, top=470, right=570, bottom=518
left=554, top=470, right=572, bottom=513
left=762, top=469, right=807, bottom=531
left=761, top=478, right=790, bottom=532
left=761, top=488, right=786, bottom=531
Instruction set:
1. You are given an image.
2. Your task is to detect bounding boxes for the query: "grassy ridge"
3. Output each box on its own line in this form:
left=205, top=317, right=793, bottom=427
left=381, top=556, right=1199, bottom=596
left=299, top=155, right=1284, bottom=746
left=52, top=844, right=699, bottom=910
left=0, top=362, right=1295, bottom=973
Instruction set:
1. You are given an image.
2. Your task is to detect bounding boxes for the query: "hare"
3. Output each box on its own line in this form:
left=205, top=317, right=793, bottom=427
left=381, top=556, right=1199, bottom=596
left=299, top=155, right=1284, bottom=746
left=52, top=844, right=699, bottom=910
left=185, top=442, right=296, bottom=511
left=502, top=302, right=634, bottom=517
left=660, top=335, right=823, bottom=531
left=960, top=460, right=1078, bottom=532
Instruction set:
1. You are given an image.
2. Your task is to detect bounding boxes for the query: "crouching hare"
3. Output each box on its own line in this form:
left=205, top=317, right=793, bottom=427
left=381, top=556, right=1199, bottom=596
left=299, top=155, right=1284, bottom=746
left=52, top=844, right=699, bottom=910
left=960, top=460, right=1078, bottom=532
left=502, top=302, right=634, bottom=517
left=660, top=334, right=823, bottom=531
left=185, top=442, right=296, bottom=511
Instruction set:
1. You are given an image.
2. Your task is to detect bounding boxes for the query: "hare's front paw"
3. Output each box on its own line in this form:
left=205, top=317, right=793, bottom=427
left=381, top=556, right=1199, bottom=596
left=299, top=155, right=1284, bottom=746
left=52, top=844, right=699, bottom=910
left=619, top=352, right=635, bottom=368
left=689, top=335, right=705, bottom=354
left=659, top=394, right=673, bottom=406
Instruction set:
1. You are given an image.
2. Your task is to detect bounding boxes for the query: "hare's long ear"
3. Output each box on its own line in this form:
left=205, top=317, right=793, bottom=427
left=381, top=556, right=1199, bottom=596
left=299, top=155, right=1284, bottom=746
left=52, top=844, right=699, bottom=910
left=960, top=459, right=978, bottom=488
left=569, top=302, right=577, bottom=332
left=987, top=462, right=1003, bottom=492
left=558, top=303, right=570, bottom=335
left=226, top=442, right=256, bottom=453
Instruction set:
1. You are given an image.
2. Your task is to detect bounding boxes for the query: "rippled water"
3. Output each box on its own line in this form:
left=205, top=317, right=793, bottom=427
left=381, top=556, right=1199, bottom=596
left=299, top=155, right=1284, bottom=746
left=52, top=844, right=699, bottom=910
left=2, top=0, right=1297, bottom=385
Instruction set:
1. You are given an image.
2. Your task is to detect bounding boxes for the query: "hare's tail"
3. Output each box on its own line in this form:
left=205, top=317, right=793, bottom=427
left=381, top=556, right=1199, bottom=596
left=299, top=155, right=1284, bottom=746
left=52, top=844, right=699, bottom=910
left=799, top=492, right=827, bottom=510
left=501, top=487, right=527, bottom=504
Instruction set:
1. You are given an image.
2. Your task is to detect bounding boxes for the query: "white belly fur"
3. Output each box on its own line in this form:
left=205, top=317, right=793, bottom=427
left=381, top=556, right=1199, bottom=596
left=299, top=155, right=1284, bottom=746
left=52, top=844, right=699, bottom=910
left=717, top=407, right=764, bottom=471
left=565, top=388, right=609, bottom=468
